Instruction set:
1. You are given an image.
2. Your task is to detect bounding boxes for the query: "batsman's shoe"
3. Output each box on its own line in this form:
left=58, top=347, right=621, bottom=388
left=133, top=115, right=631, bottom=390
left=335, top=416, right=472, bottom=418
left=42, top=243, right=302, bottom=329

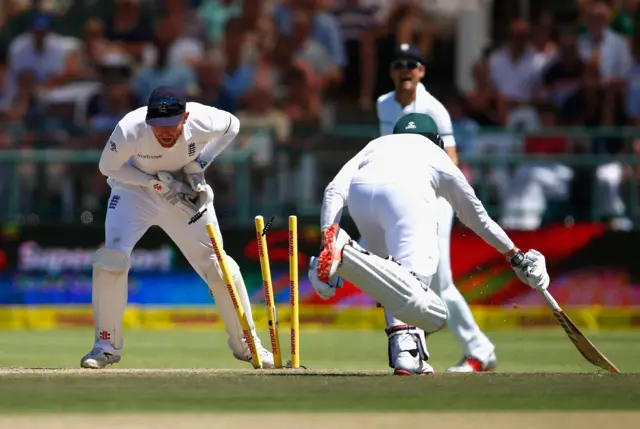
left=446, top=352, right=497, bottom=373
left=393, top=350, right=435, bottom=376
left=80, top=347, right=121, bottom=369
left=317, top=224, right=350, bottom=283
left=234, top=345, right=275, bottom=369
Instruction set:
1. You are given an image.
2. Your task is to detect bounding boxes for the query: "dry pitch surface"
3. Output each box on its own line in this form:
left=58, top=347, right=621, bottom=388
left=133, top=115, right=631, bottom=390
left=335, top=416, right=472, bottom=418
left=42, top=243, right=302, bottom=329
left=3, top=412, right=640, bottom=429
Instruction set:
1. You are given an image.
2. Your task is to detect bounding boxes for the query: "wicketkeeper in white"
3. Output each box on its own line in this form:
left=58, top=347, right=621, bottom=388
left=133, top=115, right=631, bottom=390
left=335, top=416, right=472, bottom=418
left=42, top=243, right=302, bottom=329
left=81, top=86, right=274, bottom=369
left=373, top=44, right=497, bottom=373
left=308, top=113, right=550, bottom=375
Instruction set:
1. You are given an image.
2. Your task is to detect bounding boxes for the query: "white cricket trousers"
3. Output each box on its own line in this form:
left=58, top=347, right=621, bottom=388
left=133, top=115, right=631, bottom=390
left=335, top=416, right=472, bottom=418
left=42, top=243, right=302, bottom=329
left=352, top=175, right=495, bottom=363
left=98, top=182, right=259, bottom=357
left=431, top=198, right=495, bottom=362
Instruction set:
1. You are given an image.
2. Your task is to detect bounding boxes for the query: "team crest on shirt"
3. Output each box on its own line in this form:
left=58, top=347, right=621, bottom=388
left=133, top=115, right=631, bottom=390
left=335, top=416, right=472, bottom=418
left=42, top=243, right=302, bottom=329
left=188, top=142, right=196, bottom=156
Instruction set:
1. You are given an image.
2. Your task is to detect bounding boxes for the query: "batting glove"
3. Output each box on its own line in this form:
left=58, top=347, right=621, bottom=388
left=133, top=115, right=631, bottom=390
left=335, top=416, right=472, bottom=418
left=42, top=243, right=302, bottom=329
left=509, top=249, right=550, bottom=291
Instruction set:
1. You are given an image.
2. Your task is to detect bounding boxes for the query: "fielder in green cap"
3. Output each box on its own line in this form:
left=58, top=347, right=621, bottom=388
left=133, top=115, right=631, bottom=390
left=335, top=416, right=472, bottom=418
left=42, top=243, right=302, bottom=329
left=392, top=113, right=444, bottom=149
left=308, top=120, right=552, bottom=376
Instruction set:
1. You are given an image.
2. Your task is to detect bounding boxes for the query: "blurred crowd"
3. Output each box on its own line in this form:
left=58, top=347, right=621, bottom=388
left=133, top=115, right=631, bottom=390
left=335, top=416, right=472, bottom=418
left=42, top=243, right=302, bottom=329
left=452, top=0, right=638, bottom=229
left=0, top=0, right=438, bottom=222
left=0, top=0, right=638, bottom=229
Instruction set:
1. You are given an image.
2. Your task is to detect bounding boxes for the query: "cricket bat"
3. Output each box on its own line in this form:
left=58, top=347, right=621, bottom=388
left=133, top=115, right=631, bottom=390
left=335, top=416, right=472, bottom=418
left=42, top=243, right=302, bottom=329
left=538, top=289, right=620, bottom=373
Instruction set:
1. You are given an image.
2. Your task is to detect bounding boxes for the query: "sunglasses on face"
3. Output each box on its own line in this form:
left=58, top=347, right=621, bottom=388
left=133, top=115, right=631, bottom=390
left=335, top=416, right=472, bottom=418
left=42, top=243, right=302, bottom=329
left=148, top=97, right=184, bottom=114
left=391, top=60, right=422, bottom=70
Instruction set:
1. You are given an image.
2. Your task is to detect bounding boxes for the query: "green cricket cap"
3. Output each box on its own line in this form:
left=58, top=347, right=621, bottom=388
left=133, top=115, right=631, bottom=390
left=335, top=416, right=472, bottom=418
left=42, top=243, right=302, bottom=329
left=393, top=113, right=439, bottom=135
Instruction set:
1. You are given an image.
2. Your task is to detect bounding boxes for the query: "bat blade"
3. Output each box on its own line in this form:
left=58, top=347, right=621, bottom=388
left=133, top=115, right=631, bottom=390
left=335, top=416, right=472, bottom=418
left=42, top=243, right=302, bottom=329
left=551, top=309, right=621, bottom=374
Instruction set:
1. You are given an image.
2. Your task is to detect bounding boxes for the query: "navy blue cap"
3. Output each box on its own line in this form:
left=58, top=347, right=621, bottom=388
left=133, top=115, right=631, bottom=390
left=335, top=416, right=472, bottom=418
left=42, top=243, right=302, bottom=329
left=146, top=86, right=187, bottom=127
left=31, top=13, right=52, bottom=31
left=391, top=44, right=426, bottom=64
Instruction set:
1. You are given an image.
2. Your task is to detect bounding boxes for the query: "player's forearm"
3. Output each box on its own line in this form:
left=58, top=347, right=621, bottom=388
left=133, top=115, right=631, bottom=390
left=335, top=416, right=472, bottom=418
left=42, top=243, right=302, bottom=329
left=464, top=213, right=515, bottom=255
left=99, top=161, right=156, bottom=187
left=443, top=174, right=514, bottom=253
left=320, top=185, right=346, bottom=230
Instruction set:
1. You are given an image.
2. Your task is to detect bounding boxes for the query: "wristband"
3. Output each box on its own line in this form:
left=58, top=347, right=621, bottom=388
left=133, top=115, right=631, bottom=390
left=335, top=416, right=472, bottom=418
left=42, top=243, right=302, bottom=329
left=509, top=250, right=525, bottom=267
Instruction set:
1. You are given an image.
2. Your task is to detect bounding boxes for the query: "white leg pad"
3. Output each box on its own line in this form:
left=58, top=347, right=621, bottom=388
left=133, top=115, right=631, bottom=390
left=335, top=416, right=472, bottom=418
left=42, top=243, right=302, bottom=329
left=92, top=247, right=130, bottom=351
left=205, top=255, right=262, bottom=358
left=336, top=244, right=448, bottom=333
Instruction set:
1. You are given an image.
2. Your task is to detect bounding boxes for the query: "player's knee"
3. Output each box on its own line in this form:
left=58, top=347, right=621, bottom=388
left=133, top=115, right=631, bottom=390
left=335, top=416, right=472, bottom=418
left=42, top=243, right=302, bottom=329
left=225, top=255, right=241, bottom=279
left=93, top=247, right=130, bottom=272
left=205, top=254, right=241, bottom=284
left=395, top=288, right=448, bottom=334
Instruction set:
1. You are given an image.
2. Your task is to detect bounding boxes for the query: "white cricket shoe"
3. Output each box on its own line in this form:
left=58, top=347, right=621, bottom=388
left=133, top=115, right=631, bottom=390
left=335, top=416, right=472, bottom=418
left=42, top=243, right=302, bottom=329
left=393, top=350, right=435, bottom=376
left=234, top=345, right=275, bottom=369
left=80, top=347, right=121, bottom=369
left=446, top=352, right=498, bottom=373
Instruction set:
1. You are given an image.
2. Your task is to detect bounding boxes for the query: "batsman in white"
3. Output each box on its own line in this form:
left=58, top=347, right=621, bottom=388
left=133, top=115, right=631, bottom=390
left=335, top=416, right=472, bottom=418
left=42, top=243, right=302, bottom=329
left=81, top=86, right=274, bottom=369
left=308, top=113, right=550, bottom=375
left=372, top=44, right=497, bottom=373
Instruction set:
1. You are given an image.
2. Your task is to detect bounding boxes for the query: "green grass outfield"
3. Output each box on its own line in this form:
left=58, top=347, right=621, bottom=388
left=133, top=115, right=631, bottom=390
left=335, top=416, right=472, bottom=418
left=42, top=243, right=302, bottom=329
left=0, top=329, right=639, bottom=413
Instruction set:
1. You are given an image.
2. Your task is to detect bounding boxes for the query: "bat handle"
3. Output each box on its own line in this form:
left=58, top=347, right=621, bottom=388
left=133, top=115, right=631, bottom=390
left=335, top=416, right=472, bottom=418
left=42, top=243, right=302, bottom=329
left=538, top=289, right=561, bottom=311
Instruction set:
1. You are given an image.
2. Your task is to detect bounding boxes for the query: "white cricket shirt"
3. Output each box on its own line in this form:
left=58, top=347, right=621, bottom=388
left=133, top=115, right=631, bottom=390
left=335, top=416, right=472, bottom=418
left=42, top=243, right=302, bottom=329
left=321, top=133, right=514, bottom=254
left=376, top=83, right=456, bottom=148
left=99, top=102, right=237, bottom=187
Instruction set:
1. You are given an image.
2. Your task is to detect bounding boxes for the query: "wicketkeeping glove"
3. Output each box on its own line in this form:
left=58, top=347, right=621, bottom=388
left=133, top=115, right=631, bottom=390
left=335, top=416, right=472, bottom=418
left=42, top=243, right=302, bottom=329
left=509, top=249, right=550, bottom=291
left=183, top=159, right=207, bottom=193
left=150, top=171, right=199, bottom=216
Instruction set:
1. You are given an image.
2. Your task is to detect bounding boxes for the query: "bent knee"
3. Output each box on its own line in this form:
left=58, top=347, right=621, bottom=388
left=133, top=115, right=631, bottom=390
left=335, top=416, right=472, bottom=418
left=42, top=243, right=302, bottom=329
left=394, top=289, right=448, bottom=334
left=205, top=254, right=241, bottom=283
left=93, top=247, right=130, bottom=271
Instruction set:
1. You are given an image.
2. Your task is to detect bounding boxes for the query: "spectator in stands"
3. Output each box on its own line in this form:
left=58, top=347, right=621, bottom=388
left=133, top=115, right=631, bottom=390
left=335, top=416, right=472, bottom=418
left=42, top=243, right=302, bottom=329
left=0, top=53, right=6, bottom=106
left=272, top=0, right=346, bottom=70
left=6, top=12, right=70, bottom=95
left=218, top=17, right=255, bottom=101
left=105, top=0, right=152, bottom=61
left=194, top=58, right=236, bottom=113
left=539, top=30, right=585, bottom=113
left=160, top=0, right=209, bottom=42
left=626, top=26, right=640, bottom=124
left=445, top=90, right=479, bottom=156
left=393, top=0, right=436, bottom=59
left=0, top=69, right=44, bottom=129
left=290, top=9, right=341, bottom=92
left=500, top=103, right=575, bottom=230
left=86, top=59, right=138, bottom=135
left=443, top=90, right=479, bottom=184
left=59, top=18, right=113, bottom=84
left=502, top=93, right=629, bottom=229
left=198, top=0, right=243, bottom=44
left=466, top=56, right=507, bottom=126
left=489, top=19, right=547, bottom=109
left=142, top=14, right=204, bottom=68
left=241, top=0, right=271, bottom=35
left=532, top=11, right=557, bottom=64
left=235, top=84, right=292, bottom=202
left=332, top=0, right=382, bottom=109
left=133, top=17, right=197, bottom=101
left=609, top=0, right=637, bottom=40
left=579, top=0, right=632, bottom=83
left=282, top=66, right=324, bottom=127
left=0, top=0, right=31, bottom=52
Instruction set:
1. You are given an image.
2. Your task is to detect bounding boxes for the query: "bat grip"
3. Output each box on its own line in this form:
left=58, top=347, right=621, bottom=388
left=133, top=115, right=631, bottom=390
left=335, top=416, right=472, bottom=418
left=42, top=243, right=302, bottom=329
left=538, top=289, right=561, bottom=311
